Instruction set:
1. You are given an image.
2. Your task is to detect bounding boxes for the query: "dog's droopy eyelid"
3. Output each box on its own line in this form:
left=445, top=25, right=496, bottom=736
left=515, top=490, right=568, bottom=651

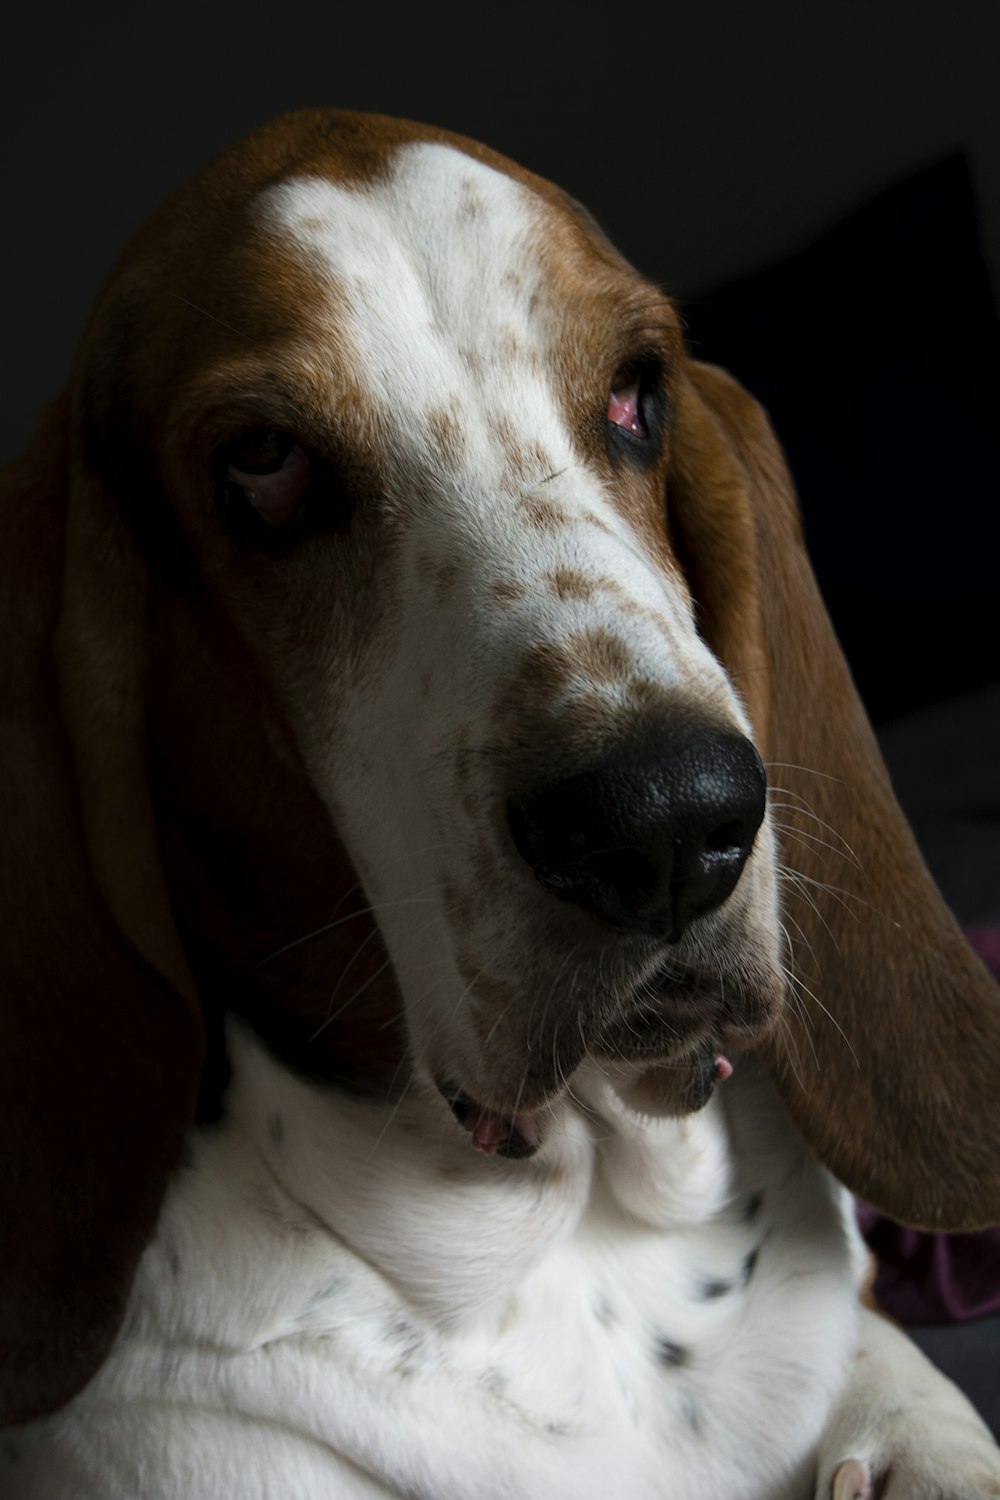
left=226, top=434, right=312, bottom=528
left=226, top=427, right=295, bottom=476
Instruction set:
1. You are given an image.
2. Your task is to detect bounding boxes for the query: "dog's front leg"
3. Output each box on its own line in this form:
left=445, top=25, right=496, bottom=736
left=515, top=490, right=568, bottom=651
left=814, top=1306, right=1000, bottom=1499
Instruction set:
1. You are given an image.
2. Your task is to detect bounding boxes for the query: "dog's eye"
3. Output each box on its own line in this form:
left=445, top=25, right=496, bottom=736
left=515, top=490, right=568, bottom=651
left=225, top=429, right=311, bottom=528
left=607, top=380, right=647, bottom=438
left=607, top=356, right=666, bottom=450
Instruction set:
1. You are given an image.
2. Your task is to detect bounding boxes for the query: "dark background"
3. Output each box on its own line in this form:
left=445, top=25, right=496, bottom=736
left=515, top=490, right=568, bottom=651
left=4, top=0, right=999, bottom=1430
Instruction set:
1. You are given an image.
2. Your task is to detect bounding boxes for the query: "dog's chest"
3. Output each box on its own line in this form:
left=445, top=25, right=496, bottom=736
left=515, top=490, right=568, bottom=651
left=19, top=1032, right=862, bottom=1500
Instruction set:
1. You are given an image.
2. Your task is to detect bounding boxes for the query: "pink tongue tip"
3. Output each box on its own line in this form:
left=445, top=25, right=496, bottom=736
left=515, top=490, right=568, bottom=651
left=467, top=1103, right=540, bottom=1156
left=715, top=1053, right=734, bottom=1082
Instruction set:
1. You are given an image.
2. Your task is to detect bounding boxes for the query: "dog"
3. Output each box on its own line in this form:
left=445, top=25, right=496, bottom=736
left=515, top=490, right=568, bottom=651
left=2, top=108, right=999, bottom=1499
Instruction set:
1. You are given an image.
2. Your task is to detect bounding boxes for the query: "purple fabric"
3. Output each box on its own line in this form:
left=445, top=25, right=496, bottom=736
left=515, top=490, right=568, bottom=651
left=856, top=926, right=1000, bottom=1324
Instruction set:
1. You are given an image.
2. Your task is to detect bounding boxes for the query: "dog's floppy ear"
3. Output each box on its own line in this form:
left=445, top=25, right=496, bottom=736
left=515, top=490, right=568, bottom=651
left=0, top=394, right=203, bottom=1424
left=667, top=358, right=1000, bottom=1232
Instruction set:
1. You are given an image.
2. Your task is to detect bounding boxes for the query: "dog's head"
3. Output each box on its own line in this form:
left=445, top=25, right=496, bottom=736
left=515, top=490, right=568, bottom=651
left=3, top=109, right=998, bottom=1422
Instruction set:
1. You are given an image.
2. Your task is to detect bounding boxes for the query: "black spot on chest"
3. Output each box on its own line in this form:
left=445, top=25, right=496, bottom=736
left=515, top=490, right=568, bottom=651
left=593, top=1292, right=616, bottom=1327
left=697, top=1274, right=734, bottom=1300
left=387, top=1316, right=429, bottom=1376
left=682, top=1393, right=703, bottom=1434
left=301, top=1278, right=342, bottom=1318
left=481, top=1365, right=508, bottom=1395
left=654, top=1336, right=691, bottom=1369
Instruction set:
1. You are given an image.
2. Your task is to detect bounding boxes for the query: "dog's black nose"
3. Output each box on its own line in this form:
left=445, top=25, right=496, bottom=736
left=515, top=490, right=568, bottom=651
left=507, top=728, right=766, bottom=942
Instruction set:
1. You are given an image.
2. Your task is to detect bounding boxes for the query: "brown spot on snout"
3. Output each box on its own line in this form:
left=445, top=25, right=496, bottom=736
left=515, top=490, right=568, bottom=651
left=493, top=579, right=528, bottom=606
left=496, top=631, right=632, bottom=723
left=566, top=627, right=634, bottom=684
left=428, top=408, right=466, bottom=467
left=502, top=640, right=577, bottom=713
left=489, top=415, right=554, bottom=485
left=520, top=495, right=568, bottom=532
left=547, top=567, right=596, bottom=602
left=416, top=551, right=461, bottom=605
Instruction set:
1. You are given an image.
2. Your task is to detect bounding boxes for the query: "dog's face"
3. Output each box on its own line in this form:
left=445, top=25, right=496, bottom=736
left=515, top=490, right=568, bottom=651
left=109, top=118, right=783, bottom=1146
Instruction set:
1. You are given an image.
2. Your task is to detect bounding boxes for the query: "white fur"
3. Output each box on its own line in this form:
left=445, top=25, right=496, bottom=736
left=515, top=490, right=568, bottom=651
left=4, top=1024, right=853, bottom=1499
left=9, top=1024, right=995, bottom=1497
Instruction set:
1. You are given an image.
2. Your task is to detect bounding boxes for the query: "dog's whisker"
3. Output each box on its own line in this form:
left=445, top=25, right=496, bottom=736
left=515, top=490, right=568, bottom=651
left=764, top=760, right=846, bottom=786
left=365, top=1073, right=418, bottom=1161
left=772, top=820, right=856, bottom=873
left=777, top=908, right=821, bottom=980
left=767, top=805, right=864, bottom=872
left=309, top=951, right=399, bottom=1044
left=779, top=960, right=860, bottom=1070
left=259, top=892, right=441, bottom=966
left=766, top=784, right=859, bottom=855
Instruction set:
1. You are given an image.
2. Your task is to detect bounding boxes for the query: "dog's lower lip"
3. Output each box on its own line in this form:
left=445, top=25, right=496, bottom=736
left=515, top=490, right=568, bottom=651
left=437, top=1081, right=541, bottom=1159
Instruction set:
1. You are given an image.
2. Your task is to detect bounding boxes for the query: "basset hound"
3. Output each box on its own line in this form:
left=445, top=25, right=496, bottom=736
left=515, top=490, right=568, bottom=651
left=2, top=109, right=999, bottom=1500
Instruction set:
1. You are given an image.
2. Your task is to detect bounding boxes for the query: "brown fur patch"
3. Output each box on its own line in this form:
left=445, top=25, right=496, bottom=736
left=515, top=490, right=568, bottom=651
left=428, top=407, right=466, bottom=467
left=555, top=691, right=622, bottom=741
left=546, top=567, right=596, bottom=602
left=414, top=550, right=460, bottom=604
left=504, top=639, right=577, bottom=709
left=432, top=559, right=460, bottom=604
left=487, top=415, right=554, bottom=485
left=492, top=578, right=527, bottom=606
left=565, top=627, right=634, bottom=684
left=497, top=330, right=522, bottom=362
left=581, top=510, right=614, bottom=535
left=519, top=495, right=567, bottom=532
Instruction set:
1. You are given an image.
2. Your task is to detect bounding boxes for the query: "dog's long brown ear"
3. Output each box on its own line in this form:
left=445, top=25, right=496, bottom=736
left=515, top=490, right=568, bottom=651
left=0, top=399, right=203, bottom=1424
left=668, top=358, right=1000, bottom=1232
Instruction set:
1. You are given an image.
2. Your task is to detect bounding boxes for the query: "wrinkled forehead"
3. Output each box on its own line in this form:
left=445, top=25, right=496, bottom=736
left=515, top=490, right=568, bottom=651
left=246, top=141, right=674, bottom=410
left=262, top=143, right=544, bottom=324
left=257, top=144, right=549, bottom=394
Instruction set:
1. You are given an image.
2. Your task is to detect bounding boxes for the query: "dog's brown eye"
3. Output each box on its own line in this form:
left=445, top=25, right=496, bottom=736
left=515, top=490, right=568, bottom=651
left=225, top=429, right=311, bottom=527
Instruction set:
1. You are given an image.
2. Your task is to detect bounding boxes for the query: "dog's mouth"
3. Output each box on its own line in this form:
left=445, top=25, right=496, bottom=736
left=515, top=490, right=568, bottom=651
left=437, top=1045, right=735, bottom=1160
left=431, top=928, right=783, bottom=1159
left=437, top=1081, right=544, bottom=1159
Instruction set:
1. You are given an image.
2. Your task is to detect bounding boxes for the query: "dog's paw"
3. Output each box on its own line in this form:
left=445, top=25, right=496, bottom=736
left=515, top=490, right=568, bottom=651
left=815, top=1309, right=1000, bottom=1500
left=823, top=1447, right=1000, bottom=1500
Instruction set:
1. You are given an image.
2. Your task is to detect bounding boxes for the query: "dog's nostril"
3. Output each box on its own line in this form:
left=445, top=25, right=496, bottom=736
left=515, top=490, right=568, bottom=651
left=590, top=848, right=655, bottom=885
left=704, top=820, right=746, bottom=856
left=507, top=728, right=765, bottom=942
